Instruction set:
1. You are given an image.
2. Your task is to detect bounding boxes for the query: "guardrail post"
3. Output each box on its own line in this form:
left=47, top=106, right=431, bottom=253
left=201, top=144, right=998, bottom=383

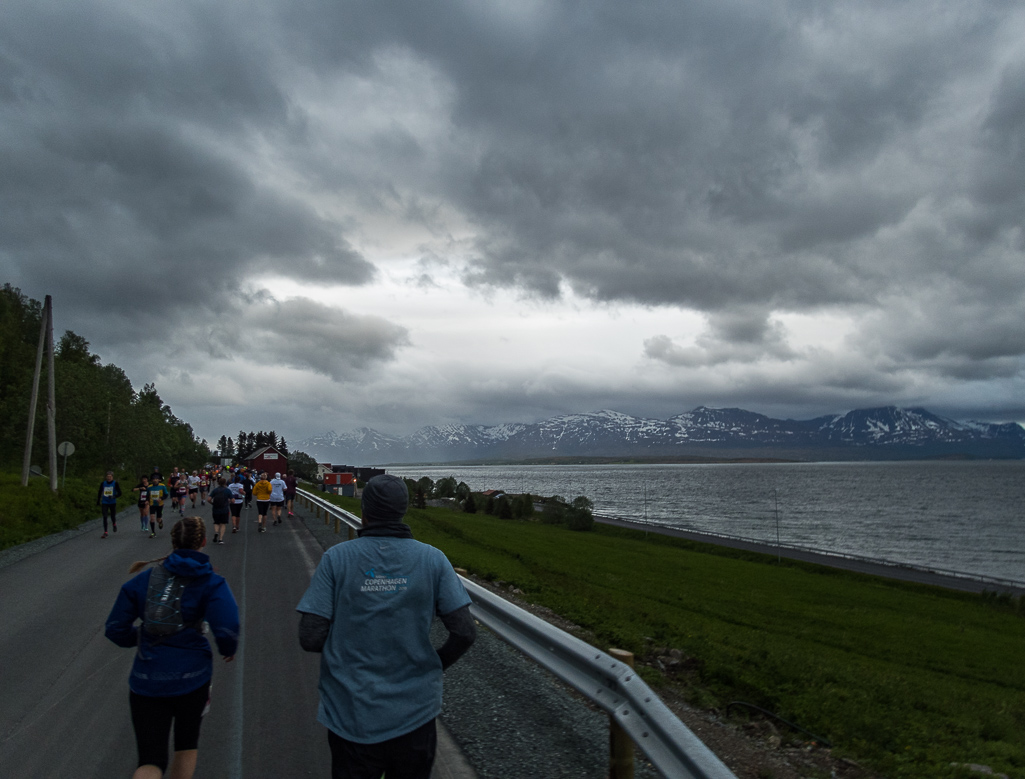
left=334, top=516, right=341, bottom=534
left=347, top=526, right=355, bottom=541
left=608, top=648, right=635, bottom=779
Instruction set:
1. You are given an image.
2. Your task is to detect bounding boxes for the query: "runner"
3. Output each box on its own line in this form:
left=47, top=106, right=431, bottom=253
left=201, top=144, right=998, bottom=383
left=187, top=471, right=200, bottom=508
left=269, top=472, right=287, bottom=525
left=227, top=475, right=245, bottom=534
left=208, top=477, right=232, bottom=545
left=175, top=478, right=189, bottom=518
left=149, top=475, right=170, bottom=538
left=168, top=468, right=182, bottom=514
left=132, top=476, right=151, bottom=533
left=97, top=470, right=123, bottom=538
left=242, top=470, right=254, bottom=509
left=104, top=516, right=239, bottom=779
left=284, top=469, right=298, bottom=517
left=252, top=472, right=272, bottom=533
left=198, top=471, right=210, bottom=506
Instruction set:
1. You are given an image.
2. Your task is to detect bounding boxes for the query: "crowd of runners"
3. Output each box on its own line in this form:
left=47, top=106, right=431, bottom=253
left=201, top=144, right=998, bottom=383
left=97, top=466, right=300, bottom=541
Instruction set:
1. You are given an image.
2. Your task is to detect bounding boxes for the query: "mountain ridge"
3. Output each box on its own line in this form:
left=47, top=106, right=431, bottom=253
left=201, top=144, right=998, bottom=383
left=295, top=406, right=1025, bottom=465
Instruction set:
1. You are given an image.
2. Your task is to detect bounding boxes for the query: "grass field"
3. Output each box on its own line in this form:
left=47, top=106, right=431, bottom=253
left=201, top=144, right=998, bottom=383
left=321, top=492, right=1024, bottom=779
left=0, top=471, right=129, bottom=549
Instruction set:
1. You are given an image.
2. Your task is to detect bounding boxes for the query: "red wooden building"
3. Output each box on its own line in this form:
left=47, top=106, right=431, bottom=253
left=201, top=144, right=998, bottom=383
left=244, top=445, right=288, bottom=476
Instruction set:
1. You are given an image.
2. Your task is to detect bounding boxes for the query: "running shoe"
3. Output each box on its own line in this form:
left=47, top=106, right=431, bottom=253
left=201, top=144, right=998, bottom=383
left=217, top=539, right=224, bottom=544
left=150, top=532, right=156, bottom=538
left=158, top=519, right=163, bottom=529
left=213, top=533, right=219, bottom=544
left=288, top=512, right=294, bottom=517
left=102, top=532, right=108, bottom=538
left=112, top=522, right=117, bottom=532
left=232, top=527, right=238, bottom=533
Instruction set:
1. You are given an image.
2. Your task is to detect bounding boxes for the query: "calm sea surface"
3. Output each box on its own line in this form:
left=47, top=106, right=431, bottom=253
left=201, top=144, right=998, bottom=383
left=388, top=461, right=1025, bottom=585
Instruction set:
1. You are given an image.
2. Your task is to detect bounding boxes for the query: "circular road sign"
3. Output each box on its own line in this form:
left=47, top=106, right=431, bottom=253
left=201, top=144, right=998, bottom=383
left=57, top=441, right=75, bottom=457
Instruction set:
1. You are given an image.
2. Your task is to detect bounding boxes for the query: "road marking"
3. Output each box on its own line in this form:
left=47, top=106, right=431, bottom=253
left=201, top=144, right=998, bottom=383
left=293, top=522, right=320, bottom=578
left=229, top=517, right=248, bottom=779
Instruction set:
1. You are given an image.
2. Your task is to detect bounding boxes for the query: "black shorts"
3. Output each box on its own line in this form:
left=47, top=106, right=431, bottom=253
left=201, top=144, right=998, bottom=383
left=257, top=501, right=269, bottom=516
left=130, top=682, right=210, bottom=772
left=212, top=511, right=230, bottom=524
left=189, top=488, right=198, bottom=495
left=152, top=504, right=164, bottom=519
left=230, top=503, right=242, bottom=517
left=327, top=718, right=436, bottom=779
left=138, top=502, right=149, bottom=512
left=270, top=500, right=284, bottom=508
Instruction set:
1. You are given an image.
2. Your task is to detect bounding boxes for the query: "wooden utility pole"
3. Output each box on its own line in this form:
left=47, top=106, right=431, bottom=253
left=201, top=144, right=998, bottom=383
left=21, top=297, right=49, bottom=486
left=46, top=296, right=57, bottom=492
left=20, top=295, right=57, bottom=491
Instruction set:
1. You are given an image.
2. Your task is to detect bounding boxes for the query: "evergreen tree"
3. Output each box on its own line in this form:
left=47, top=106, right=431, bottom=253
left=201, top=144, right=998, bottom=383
left=497, top=496, right=513, bottom=519
left=462, top=493, right=477, bottom=514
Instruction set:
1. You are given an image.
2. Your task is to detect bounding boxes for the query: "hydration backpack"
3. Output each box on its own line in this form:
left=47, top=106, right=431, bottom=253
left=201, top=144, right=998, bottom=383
left=143, top=564, right=200, bottom=639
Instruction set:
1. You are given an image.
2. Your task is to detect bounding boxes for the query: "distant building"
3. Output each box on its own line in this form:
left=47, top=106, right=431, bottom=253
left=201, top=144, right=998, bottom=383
left=323, top=472, right=357, bottom=497
left=316, top=463, right=333, bottom=481
left=331, top=465, right=386, bottom=483
left=244, top=445, right=288, bottom=475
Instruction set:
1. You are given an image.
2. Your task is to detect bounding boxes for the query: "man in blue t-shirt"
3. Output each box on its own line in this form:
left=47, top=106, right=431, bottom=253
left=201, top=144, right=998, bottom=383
left=297, top=474, right=476, bottom=779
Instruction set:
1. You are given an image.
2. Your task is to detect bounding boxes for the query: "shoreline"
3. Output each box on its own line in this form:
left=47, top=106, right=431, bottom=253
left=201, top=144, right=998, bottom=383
left=595, top=514, right=1025, bottom=596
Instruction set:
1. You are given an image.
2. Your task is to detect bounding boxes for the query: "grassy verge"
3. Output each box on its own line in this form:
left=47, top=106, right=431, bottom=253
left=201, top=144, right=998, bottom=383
left=318, top=492, right=1024, bottom=779
left=0, top=470, right=132, bottom=550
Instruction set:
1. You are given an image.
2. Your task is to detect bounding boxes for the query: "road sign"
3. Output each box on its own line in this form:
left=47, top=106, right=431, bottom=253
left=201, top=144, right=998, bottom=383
left=57, top=441, right=75, bottom=457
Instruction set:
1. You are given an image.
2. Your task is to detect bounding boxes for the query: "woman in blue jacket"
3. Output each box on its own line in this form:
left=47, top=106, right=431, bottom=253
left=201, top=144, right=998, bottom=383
left=105, top=516, right=240, bottom=779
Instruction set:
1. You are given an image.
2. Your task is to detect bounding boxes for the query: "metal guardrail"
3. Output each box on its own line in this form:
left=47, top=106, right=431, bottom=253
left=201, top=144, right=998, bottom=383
left=296, top=489, right=738, bottom=779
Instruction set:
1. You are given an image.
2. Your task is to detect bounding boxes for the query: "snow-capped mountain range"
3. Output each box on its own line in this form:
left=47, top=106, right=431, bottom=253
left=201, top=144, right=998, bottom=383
left=295, top=407, right=1025, bottom=465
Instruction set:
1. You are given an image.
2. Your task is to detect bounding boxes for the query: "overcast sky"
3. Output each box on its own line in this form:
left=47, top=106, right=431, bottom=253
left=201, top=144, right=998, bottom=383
left=3, top=0, right=1025, bottom=445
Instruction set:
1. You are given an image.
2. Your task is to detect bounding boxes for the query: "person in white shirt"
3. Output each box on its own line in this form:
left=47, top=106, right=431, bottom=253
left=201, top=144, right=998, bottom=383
left=188, top=471, right=201, bottom=508
left=227, top=476, right=246, bottom=534
left=269, top=472, right=287, bottom=525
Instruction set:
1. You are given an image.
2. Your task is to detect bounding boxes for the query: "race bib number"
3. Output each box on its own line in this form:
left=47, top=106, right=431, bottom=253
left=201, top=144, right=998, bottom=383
left=149, top=489, right=161, bottom=502
left=103, top=487, right=114, bottom=497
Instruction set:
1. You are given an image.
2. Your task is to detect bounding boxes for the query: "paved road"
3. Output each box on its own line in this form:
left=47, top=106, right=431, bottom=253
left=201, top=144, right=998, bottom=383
left=0, top=502, right=474, bottom=778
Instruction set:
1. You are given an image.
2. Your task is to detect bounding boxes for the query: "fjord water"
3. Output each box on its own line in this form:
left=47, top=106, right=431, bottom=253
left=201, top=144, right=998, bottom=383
left=389, top=460, right=1025, bottom=584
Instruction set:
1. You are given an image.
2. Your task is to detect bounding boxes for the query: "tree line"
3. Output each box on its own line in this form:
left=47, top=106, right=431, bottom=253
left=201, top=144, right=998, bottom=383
left=402, top=475, right=595, bottom=530
left=0, top=285, right=209, bottom=479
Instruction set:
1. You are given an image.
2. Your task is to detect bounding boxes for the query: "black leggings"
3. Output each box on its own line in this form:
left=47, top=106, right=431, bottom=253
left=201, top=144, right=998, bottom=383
left=101, top=504, right=117, bottom=530
left=129, top=682, right=210, bottom=772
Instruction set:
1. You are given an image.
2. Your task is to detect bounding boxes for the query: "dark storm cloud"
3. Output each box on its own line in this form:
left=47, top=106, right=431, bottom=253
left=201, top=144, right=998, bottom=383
left=3, top=0, right=1024, bottom=431
left=244, top=297, right=410, bottom=381
left=644, top=307, right=797, bottom=367
left=1, top=0, right=374, bottom=347
left=271, top=1, right=1023, bottom=332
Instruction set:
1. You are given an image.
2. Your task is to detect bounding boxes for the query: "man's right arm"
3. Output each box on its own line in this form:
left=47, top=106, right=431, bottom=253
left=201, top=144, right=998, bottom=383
left=298, top=612, right=331, bottom=652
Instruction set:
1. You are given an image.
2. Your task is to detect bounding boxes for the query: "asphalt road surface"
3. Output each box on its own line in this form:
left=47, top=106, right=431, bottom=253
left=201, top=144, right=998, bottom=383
left=0, top=500, right=474, bottom=779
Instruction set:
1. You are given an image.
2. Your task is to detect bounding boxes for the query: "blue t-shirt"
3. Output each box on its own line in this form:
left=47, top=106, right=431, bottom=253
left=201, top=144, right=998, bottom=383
left=296, top=536, right=471, bottom=743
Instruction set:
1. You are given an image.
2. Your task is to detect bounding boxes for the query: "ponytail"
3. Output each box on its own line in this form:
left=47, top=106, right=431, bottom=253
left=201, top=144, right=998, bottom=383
left=128, top=555, right=169, bottom=574
left=126, top=516, right=205, bottom=574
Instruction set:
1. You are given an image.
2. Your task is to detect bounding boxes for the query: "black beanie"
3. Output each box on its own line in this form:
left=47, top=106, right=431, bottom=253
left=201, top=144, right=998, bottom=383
left=361, top=474, right=409, bottom=526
